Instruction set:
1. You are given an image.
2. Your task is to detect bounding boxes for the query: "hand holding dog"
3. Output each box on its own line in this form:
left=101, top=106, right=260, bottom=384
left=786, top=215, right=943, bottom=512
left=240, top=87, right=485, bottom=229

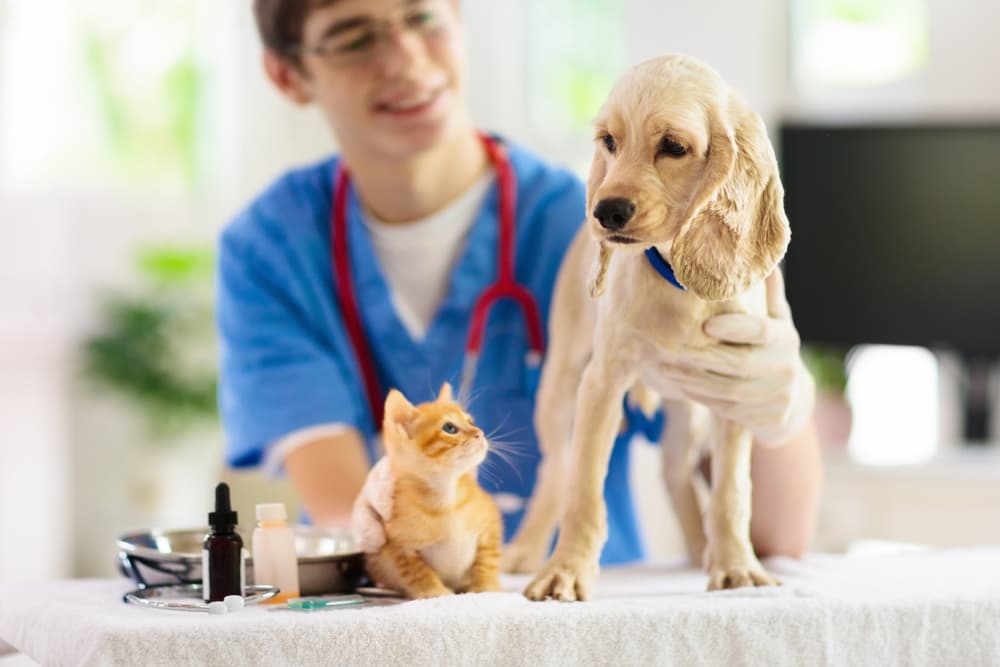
left=658, top=270, right=816, bottom=446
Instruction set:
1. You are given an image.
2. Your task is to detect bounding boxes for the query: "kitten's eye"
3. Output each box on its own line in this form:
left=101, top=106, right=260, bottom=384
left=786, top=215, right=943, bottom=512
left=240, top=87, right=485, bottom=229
left=442, top=422, right=459, bottom=435
left=601, top=133, right=617, bottom=154
left=657, top=137, right=687, bottom=158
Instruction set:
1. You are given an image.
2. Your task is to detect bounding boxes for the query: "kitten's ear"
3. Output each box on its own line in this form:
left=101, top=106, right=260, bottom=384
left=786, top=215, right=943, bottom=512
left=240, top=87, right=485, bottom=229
left=437, top=382, right=454, bottom=403
left=383, top=389, right=416, bottom=439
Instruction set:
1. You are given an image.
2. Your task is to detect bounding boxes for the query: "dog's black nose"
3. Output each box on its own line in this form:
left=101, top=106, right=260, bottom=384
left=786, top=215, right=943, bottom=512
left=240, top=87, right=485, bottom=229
left=593, top=198, right=636, bottom=231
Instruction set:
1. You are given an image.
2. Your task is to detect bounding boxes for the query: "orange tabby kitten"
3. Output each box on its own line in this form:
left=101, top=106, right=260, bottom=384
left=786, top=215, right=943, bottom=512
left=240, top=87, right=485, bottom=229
left=356, top=382, right=502, bottom=598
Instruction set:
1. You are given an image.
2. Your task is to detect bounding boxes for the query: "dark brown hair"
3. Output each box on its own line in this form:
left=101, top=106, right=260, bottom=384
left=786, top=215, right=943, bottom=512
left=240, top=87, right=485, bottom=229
left=253, top=0, right=334, bottom=56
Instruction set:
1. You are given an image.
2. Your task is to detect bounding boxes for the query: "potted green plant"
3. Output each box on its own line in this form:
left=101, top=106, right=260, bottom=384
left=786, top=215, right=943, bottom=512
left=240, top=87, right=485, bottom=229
left=83, top=245, right=217, bottom=438
left=78, top=244, right=221, bottom=572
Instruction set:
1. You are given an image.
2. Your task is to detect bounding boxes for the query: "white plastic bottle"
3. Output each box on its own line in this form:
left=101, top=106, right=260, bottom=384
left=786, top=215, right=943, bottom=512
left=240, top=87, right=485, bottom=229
left=251, top=503, right=300, bottom=604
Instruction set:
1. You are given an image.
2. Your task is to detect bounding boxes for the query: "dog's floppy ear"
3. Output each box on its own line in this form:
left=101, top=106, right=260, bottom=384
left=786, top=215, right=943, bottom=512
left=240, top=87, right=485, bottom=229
left=588, top=242, right=614, bottom=299
left=671, top=98, right=790, bottom=301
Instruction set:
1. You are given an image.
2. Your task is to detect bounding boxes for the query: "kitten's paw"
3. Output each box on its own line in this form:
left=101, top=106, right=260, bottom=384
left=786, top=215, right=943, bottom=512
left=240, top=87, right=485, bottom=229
left=466, top=579, right=502, bottom=593
left=523, top=558, right=598, bottom=602
left=410, top=583, right=454, bottom=599
left=501, top=539, right=548, bottom=574
left=705, top=559, right=780, bottom=591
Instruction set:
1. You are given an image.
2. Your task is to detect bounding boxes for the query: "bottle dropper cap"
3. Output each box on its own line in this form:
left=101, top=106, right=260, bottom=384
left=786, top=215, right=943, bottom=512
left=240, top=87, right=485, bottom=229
left=256, top=503, right=287, bottom=522
left=208, top=482, right=238, bottom=528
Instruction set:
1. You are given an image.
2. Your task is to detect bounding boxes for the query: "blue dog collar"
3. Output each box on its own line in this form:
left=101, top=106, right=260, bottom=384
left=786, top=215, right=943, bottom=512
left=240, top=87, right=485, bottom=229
left=644, top=247, right=686, bottom=291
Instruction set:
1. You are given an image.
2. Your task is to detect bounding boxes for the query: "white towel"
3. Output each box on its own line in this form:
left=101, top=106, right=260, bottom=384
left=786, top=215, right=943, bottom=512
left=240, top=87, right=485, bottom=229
left=2, top=549, right=1000, bottom=666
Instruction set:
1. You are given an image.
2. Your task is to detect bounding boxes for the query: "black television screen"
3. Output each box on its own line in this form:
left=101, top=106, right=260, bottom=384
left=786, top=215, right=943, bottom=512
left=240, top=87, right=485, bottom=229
left=780, top=124, right=1000, bottom=359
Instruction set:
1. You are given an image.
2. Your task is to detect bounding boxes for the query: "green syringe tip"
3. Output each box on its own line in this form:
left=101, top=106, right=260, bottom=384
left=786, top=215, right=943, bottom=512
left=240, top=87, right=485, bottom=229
left=287, top=598, right=323, bottom=609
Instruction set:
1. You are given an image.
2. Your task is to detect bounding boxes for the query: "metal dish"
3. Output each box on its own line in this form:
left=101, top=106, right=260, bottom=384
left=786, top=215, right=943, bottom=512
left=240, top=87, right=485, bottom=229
left=117, top=526, right=367, bottom=595
left=124, top=583, right=279, bottom=612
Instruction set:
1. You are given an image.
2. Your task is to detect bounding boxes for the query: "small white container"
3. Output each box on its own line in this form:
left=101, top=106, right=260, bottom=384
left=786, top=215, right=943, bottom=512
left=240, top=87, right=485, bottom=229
left=251, top=503, right=300, bottom=604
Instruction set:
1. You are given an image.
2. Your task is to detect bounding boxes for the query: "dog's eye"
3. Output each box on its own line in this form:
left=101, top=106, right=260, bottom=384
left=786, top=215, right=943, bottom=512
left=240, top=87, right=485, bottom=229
left=601, top=133, right=617, bottom=154
left=658, top=138, right=687, bottom=158
left=442, top=422, right=459, bottom=434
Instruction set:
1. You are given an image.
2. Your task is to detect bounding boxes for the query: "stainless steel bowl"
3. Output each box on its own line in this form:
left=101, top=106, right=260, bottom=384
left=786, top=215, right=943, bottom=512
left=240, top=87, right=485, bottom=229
left=117, top=526, right=367, bottom=595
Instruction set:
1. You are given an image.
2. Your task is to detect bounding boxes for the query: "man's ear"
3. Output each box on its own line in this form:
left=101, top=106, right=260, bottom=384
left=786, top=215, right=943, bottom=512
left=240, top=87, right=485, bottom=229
left=262, top=49, right=313, bottom=105
left=384, top=389, right=416, bottom=440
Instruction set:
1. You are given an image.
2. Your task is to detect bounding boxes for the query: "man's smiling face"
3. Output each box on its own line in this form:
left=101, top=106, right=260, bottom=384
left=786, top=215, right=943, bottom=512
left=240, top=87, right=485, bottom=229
left=294, top=0, right=468, bottom=160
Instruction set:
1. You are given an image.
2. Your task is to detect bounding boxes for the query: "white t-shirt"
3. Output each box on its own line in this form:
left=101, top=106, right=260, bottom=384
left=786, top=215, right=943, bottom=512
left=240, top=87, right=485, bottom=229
left=262, top=172, right=495, bottom=476
left=362, top=173, right=494, bottom=339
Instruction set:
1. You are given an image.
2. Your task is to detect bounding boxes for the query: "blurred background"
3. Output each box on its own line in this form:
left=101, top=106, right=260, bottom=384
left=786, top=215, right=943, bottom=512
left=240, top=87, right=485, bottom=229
left=1, top=0, right=999, bottom=588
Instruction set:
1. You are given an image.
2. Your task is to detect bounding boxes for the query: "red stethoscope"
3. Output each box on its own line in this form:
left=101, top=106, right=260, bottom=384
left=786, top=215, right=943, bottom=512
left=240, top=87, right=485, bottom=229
left=331, top=133, right=545, bottom=430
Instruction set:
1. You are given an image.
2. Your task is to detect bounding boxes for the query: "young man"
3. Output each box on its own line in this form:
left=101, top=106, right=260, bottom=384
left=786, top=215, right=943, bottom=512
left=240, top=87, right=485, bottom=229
left=217, top=0, right=822, bottom=565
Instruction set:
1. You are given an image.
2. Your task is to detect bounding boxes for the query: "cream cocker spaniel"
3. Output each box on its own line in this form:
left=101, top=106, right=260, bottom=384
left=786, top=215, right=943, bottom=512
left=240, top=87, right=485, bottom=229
left=503, top=54, right=792, bottom=600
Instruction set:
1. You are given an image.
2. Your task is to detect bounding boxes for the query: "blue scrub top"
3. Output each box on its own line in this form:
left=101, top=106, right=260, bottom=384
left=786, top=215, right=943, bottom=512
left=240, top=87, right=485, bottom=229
left=217, top=139, right=649, bottom=565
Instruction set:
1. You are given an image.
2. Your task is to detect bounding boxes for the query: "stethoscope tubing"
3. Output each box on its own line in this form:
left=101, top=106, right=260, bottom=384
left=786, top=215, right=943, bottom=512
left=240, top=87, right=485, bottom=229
left=331, top=134, right=545, bottom=430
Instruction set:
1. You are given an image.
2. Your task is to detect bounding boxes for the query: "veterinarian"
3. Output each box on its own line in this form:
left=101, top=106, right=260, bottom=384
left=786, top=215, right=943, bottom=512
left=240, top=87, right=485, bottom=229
left=217, top=0, right=822, bottom=565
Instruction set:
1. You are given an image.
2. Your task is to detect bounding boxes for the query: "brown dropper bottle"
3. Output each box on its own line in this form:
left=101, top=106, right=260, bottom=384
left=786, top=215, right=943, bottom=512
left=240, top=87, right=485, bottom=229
left=202, top=482, right=245, bottom=602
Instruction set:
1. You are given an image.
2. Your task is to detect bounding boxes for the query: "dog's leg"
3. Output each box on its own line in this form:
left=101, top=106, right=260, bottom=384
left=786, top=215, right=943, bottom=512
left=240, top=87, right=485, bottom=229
left=500, top=359, right=578, bottom=573
left=503, top=230, right=595, bottom=574
left=703, top=417, right=779, bottom=590
left=660, top=399, right=709, bottom=567
left=524, top=353, right=632, bottom=601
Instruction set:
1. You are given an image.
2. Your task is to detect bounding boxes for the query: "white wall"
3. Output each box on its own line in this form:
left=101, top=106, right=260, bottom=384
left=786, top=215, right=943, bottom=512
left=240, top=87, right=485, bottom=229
left=463, top=0, right=791, bottom=174
left=0, top=344, right=72, bottom=582
left=0, top=193, right=216, bottom=581
left=624, top=0, right=790, bottom=127
left=1, top=196, right=80, bottom=582
left=206, top=1, right=332, bottom=214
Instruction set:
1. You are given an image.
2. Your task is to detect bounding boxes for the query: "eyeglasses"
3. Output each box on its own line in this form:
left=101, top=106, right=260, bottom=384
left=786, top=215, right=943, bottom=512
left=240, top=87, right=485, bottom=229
left=288, top=1, right=455, bottom=69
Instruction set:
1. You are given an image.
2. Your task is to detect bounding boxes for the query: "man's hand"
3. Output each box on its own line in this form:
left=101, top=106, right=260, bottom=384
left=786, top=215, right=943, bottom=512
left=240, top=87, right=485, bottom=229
left=285, top=428, right=371, bottom=526
left=351, top=457, right=393, bottom=553
left=658, top=269, right=816, bottom=446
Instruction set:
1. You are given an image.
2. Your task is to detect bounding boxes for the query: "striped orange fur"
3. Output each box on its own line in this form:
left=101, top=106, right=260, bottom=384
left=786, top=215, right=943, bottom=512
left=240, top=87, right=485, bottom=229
left=363, top=383, right=502, bottom=598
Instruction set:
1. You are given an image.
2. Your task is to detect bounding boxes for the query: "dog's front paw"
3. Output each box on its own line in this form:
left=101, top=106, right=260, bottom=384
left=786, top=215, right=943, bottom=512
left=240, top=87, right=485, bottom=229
left=705, top=558, right=780, bottom=591
left=523, top=558, right=598, bottom=601
left=501, top=537, right=549, bottom=574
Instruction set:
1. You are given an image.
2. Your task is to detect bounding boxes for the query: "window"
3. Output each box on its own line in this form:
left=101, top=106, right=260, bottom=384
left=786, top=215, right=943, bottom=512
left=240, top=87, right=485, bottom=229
left=0, top=0, right=207, bottom=194
left=846, top=345, right=939, bottom=465
left=791, top=0, right=929, bottom=88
